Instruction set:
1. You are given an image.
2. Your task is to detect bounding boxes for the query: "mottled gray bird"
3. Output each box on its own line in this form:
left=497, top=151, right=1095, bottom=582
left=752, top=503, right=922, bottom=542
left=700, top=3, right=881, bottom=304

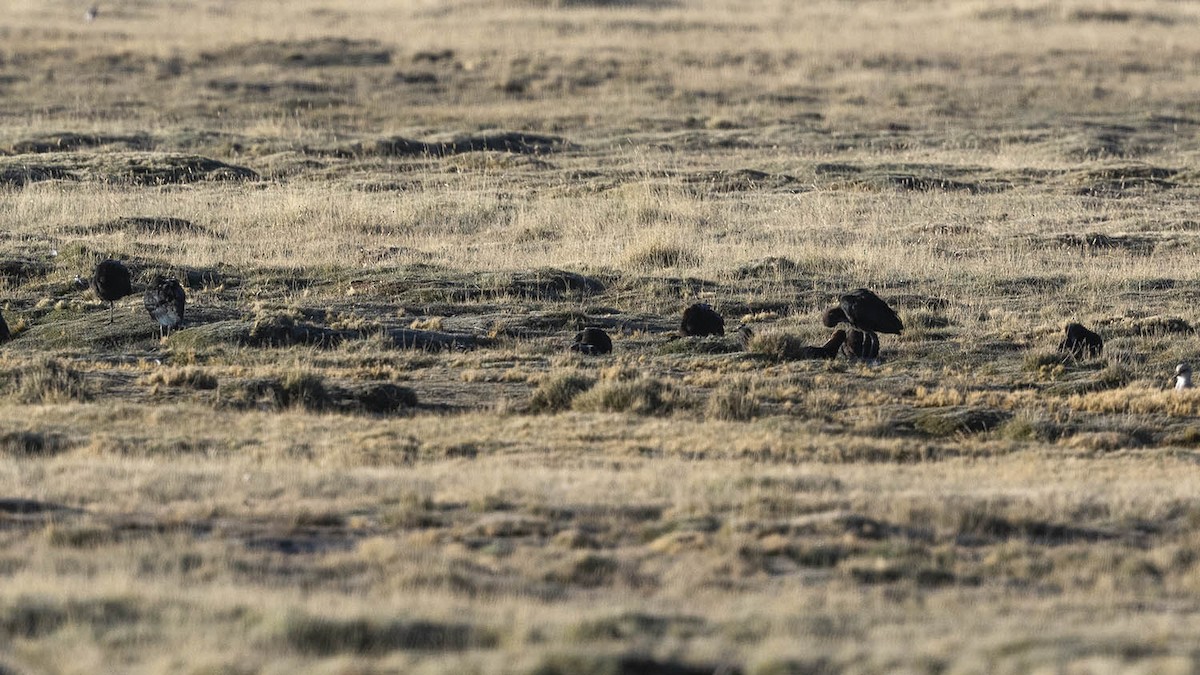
left=822, top=288, right=904, bottom=335
left=1177, top=363, right=1193, bottom=391
left=143, top=275, right=185, bottom=338
left=571, top=327, right=612, bottom=355
left=91, top=259, right=132, bottom=324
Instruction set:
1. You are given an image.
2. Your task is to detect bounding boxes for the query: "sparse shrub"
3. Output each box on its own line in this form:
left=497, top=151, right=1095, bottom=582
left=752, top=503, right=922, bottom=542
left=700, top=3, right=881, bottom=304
left=139, top=366, right=219, bottom=390
left=0, top=596, right=67, bottom=638
left=544, top=553, right=620, bottom=587
left=279, top=370, right=331, bottom=410
left=570, top=611, right=707, bottom=642
left=1163, top=426, right=1200, bottom=447
left=706, top=377, right=760, bottom=421
left=529, top=371, right=596, bottom=413
left=622, top=241, right=702, bottom=271
left=571, top=376, right=685, bottom=415
left=1023, top=350, right=1066, bottom=380
left=1095, top=363, right=1132, bottom=390
left=746, top=331, right=818, bottom=361
left=1061, top=431, right=1134, bottom=452
left=0, top=430, right=70, bottom=457
left=906, top=310, right=950, bottom=329
left=352, top=382, right=418, bottom=413
left=529, top=653, right=725, bottom=675
left=2, top=358, right=90, bottom=403
left=996, top=411, right=1060, bottom=442
left=217, top=372, right=330, bottom=411
left=409, top=316, right=444, bottom=331
left=280, top=612, right=494, bottom=654
left=913, top=406, right=1010, bottom=437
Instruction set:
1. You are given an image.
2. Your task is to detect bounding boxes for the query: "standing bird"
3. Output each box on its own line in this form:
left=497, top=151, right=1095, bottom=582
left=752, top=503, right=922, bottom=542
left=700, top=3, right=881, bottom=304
left=1176, top=363, right=1193, bottom=390
left=822, top=288, right=904, bottom=334
left=842, top=328, right=880, bottom=359
left=91, top=259, right=132, bottom=324
left=144, top=275, right=185, bottom=338
left=84, top=5, right=98, bottom=21
left=680, top=303, right=724, bottom=337
left=571, top=327, right=612, bottom=355
left=1058, top=323, right=1103, bottom=359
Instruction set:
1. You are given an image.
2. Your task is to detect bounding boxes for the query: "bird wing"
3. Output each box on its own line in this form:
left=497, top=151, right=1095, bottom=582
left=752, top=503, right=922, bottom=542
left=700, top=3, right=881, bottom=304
left=842, top=289, right=903, bottom=334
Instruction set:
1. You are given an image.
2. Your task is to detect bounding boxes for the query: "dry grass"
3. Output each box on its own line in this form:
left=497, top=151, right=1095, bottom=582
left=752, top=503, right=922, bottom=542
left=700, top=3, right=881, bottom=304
left=3, top=0, right=1200, bottom=672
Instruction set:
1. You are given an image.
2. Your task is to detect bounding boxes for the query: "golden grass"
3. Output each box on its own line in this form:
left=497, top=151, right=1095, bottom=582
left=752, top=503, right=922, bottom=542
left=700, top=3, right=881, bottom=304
left=3, top=0, right=1200, bottom=671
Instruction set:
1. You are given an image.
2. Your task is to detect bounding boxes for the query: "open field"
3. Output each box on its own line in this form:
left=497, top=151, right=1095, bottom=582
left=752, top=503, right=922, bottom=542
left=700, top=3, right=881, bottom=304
left=5, top=0, right=1200, bottom=672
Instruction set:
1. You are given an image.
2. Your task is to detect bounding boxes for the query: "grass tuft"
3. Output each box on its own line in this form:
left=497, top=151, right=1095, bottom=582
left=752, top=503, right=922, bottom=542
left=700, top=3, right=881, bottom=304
left=706, top=377, right=761, bottom=421
left=530, top=371, right=596, bottom=413
left=572, top=376, right=686, bottom=415
left=3, top=358, right=91, bottom=403
left=281, top=613, right=496, bottom=654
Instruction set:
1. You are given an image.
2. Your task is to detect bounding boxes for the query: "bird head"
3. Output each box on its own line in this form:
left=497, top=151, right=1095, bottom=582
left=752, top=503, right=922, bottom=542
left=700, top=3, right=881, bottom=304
left=822, top=307, right=846, bottom=328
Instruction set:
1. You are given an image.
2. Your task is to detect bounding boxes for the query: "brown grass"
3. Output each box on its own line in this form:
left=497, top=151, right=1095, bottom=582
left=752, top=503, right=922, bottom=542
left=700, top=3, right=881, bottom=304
left=3, top=0, right=1200, bottom=671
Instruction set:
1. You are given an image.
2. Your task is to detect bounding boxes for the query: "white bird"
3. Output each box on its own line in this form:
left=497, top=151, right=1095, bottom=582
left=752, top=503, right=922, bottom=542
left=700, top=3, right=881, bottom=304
left=84, top=5, right=98, bottom=22
left=1176, top=363, right=1193, bottom=390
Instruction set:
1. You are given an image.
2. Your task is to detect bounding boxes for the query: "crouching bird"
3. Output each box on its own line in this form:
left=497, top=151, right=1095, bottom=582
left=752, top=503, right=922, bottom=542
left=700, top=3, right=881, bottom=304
left=571, top=327, right=612, bottom=355
left=680, top=303, right=724, bottom=337
left=1058, top=323, right=1103, bottom=359
left=144, top=275, right=185, bottom=338
left=91, top=259, right=132, bottom=324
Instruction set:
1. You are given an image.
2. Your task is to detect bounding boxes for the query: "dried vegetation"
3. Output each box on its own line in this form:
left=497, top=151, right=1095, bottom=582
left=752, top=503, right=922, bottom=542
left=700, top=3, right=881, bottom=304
left=3, top=0, right=1200, bottom=672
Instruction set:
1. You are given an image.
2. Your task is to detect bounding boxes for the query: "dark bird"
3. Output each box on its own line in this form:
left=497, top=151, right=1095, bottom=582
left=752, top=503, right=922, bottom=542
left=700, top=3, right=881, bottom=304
left=571, top=327, right=612, bottom=355
left=822, top=288, right=904, bottom=334
left=1058, top=323, right=1103, bottom=359
left=796, top=329, right=848, bottom=359
left=680, top=303, right=724, bottom=337
left=0, top=310, right=10, bottom=344
left=842, top=328, right=880, bottom=359
left=91, top=259, right=132, bottom=324
left=144, top=275, right=185, bottom=338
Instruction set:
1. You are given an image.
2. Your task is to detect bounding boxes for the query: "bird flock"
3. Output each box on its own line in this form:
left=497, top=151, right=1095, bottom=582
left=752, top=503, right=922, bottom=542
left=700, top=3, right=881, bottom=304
left=569, top=288, right=1189, bottom=389
left=0, top=261, right=1189, bottom=388
left=28, top=258, right=186, bottom=338
left=572, top=288, right=910, bottom=362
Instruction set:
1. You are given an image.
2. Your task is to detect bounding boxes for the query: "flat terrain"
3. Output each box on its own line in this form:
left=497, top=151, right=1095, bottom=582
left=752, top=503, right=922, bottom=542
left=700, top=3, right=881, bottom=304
left=4, top=0, right=1200, bottom=672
